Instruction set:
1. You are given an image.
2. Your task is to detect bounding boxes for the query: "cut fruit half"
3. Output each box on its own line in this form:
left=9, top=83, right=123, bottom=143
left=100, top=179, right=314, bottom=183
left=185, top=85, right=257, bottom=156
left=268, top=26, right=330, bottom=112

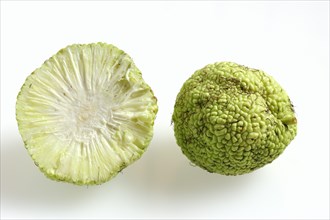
left=16, top=43, right=158, bottom=185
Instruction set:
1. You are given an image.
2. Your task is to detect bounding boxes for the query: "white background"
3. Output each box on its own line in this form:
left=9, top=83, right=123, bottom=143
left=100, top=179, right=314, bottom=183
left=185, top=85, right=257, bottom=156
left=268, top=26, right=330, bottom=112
left=1, top=1, right=329, bottom=219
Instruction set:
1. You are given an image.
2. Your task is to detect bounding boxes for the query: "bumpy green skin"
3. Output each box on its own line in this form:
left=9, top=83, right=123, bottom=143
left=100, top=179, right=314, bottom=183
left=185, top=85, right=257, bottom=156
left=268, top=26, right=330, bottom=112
left=172, top=62, right=297, bottom=175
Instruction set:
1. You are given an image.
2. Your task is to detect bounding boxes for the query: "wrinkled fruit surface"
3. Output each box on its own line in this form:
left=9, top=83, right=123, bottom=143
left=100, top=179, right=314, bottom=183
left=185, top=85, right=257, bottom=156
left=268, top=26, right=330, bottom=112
left=172, top=62, right=297, bottom=175
left=16, top=43, right=158, bottom=185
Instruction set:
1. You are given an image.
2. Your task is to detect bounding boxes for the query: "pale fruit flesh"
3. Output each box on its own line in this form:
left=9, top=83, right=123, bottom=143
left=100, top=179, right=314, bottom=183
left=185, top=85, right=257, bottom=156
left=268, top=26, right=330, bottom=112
left=16, top=43, right=158, bottom=185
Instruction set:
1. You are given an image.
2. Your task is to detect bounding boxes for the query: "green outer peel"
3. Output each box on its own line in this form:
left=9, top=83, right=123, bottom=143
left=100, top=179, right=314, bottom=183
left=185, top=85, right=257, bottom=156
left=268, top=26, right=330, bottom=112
left=16, top=43, right=158, bottom=185
left=172, top=62, right=297, bottom=175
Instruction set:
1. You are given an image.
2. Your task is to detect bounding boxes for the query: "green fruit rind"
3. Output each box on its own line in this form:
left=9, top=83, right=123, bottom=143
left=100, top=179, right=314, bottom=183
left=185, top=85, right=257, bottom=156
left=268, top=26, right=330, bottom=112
left=16, top=43, right=158, bottom=185
left=172, top=62, right=297, bottom=175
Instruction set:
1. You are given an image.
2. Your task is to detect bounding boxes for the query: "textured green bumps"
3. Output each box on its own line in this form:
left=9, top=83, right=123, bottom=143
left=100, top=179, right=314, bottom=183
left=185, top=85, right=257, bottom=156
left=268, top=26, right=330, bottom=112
left=172, top=62, right=297, bottom=175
